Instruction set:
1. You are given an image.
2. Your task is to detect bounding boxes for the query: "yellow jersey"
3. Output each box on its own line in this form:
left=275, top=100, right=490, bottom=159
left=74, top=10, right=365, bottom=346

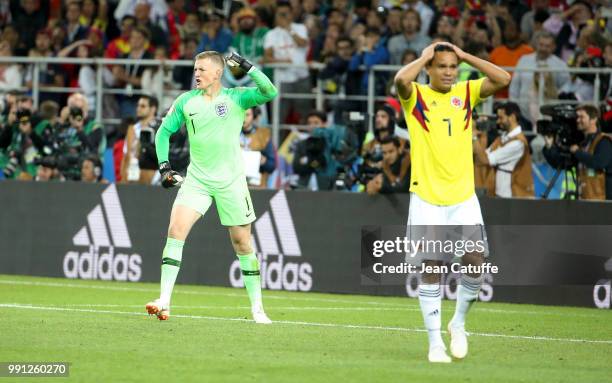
left=399, top=78, right=485, bottom=205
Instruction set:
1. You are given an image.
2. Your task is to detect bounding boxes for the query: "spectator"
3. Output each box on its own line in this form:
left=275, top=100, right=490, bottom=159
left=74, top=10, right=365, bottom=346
left=141, top=46, right=178, bottom=111
left=180, top=12, right=201, bottom=39
left=349, top=27, right=389, bottom=97
left=105, top=15, right=136, bottom=59
left=509, top=31, right=570, bottom=125
left=229, top=7, right=269, bottom=72
left=121, top=95, right=158, bottom=184
left=173, top=36, right=198, bottom=90
left=489, top=18, right=534, bottom=99
left=134, top=1, right=166, bottom=49
left=473, top=102, right=535, bottom=198
left=112, top=26, right=154, bottom=117
left=404, top=0, right=434, bottom=36
left=431, top=15, right=457, bottom=43
left=366, top=135, right=411, bottom=195
left=113, top=0, right=168, bottom=31
left=263, top=1, right=310, bottom=123
left=544, top=104, right=612, bottom=200
left=10, top=0, right=47, bottom=54
left=386, top=6, right=403, bottom=37
left=543, top=0, right=593, bottom=61
left=240, top=107, right=276, bottom=188
left=80, top=0, right=109, bottom=31
left=24, top=30, right=64, bottom=105
left=0, top=41, right=22, bottom=93
left=165, top=0, right=186, bottom=58
left=520, top=0, right=550, bottom=43
left=558, top=50, right=595, bottom=103
left=58, top=40, right=97, bottom=112
left=387, top=8, right=430, bottom=64
left=319, top=36, right=362, bottom=121
left=197, top=10, right=233, bottom=54
left=63, top=1, right=90, bottom=46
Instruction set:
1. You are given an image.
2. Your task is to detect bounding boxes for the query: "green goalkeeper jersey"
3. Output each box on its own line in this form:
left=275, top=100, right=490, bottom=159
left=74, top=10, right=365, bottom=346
left=155, top=68, right=277, bottom=188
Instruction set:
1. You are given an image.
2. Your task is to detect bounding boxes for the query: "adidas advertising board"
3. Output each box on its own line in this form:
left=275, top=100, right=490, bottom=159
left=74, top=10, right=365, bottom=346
left=229, top=191, right=313, bottom=292
left=63, top=185, right=142, bottom=281
left=2, top=181, right=612, bottom=308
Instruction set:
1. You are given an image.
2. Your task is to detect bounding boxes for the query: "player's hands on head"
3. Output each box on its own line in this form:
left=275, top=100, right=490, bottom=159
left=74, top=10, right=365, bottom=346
left=159, top=161, right=184, bottom=188
left=225, top=52, right=253, bottom=73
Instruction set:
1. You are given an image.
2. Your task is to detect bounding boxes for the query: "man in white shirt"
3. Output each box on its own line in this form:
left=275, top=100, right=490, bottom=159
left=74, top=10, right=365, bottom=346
left=473, top=102, right=535, bottom=198
left=509, top=31, right=570, bottom=125
left=263, top=1, right=311, bottom=123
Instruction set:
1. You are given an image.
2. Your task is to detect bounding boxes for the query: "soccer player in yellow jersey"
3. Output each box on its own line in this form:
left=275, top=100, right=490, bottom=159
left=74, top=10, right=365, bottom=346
left=394, top=43, right=510, bottom=363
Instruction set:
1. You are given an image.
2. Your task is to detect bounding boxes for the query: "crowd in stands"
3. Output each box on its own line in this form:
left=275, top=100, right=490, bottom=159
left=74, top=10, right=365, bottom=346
left=0, top=0, right=611, bottom=199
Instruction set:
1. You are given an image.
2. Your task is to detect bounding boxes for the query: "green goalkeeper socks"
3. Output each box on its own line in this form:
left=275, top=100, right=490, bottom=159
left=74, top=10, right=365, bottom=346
left=238, top=252, right=263, bottom=312
left=160, top=237, right=184, bottom=304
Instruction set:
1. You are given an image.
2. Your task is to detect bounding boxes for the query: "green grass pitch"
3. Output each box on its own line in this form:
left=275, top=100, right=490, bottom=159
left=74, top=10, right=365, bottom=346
left=1, top=275, right=610, bottom=383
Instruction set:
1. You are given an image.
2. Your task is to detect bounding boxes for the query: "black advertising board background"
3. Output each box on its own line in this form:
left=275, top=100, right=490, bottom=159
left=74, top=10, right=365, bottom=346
left=0, top=181, right=610, bottom=307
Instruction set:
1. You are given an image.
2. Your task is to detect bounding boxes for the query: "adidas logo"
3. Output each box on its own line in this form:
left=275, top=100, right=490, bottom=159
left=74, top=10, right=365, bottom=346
left=428, top=309, right=439, bottom=316
left=63, top=184, right=142, bottom=281
left=229, top=190, right=313, bottom=291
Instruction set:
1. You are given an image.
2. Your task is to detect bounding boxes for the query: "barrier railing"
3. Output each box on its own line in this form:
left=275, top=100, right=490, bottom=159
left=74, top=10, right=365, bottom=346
left=1, top=57, right=609, bottom=146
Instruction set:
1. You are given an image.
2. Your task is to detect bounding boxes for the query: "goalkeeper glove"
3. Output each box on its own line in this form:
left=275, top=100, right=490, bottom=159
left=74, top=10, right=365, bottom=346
left=225, top=52, right=253, bottom=73
left=159, top=161, right=184, bottom=188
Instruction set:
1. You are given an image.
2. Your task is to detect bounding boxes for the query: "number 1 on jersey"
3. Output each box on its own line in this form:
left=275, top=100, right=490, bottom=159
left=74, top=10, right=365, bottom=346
left=190, top=119, right=195, bottom=134
left=444, top=118, right=452, bottom=136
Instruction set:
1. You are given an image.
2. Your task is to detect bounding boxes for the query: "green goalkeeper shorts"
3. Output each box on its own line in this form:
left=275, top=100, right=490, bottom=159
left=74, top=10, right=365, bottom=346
left=173, top=174, right=256, bottom=226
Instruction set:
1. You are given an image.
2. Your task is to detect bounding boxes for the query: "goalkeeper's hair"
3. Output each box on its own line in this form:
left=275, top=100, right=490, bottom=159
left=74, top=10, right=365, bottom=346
left=194, top=51, right=225, bottom=69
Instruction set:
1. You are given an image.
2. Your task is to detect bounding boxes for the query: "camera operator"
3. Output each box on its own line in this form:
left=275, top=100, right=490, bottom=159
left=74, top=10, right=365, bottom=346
left=366, top=135, right=411, bottom=195
left=292, top=110, right=358, bottom=190
left=0, top=107, right=47, bottom=180
left=121, top=95, right=159, bottom=184
left=544, top=104, right=612, bottom=200
left=362, top=104, right=408, bottom=162
left=473, top=102, right=534, bottom=198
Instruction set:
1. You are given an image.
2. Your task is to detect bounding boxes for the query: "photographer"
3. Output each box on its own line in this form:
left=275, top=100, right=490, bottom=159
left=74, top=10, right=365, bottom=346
left=0, top=107, right=46, bottom=180
left=121, top=95, right=159, bottom=185
left=80, top=155, right=104, bottom=183
left=473, top=102, right=534, bottom=198
left=544, top=104, right=612, bottom=200
left=366, top=136, right=411, bottom=195
left=57, top=93, right=105, bottom=157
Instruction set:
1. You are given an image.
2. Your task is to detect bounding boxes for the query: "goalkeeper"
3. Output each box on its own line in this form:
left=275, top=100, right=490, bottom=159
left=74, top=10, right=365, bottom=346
left=145, top=51, right=277, bottom=324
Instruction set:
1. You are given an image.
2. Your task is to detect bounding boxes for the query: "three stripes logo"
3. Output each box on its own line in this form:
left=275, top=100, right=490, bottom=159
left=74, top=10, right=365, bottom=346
left=229, top=190, right=313, bottom=291
left=63, top=184, right=142, bottom=281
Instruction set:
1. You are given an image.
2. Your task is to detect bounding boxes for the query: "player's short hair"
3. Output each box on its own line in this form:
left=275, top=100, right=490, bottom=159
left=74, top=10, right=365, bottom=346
left=496, top=102, right=521, bottom=121
left=194, top=51, right=226, bottom=69
left=426, top=44, right=457, bottom=67
left=576, top=104, right=600, bottom=120
left=380, top=135, right=400, bottom=148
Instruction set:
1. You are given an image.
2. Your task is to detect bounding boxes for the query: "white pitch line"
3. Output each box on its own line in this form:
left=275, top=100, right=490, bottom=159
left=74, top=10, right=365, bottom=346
left=0, top=279, right=411, bottom=307
left=0, top=279, right=606, bottom=318
left=1, top=304, right=611, bottom=345
left=0, top=303, right=418, bottom=311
